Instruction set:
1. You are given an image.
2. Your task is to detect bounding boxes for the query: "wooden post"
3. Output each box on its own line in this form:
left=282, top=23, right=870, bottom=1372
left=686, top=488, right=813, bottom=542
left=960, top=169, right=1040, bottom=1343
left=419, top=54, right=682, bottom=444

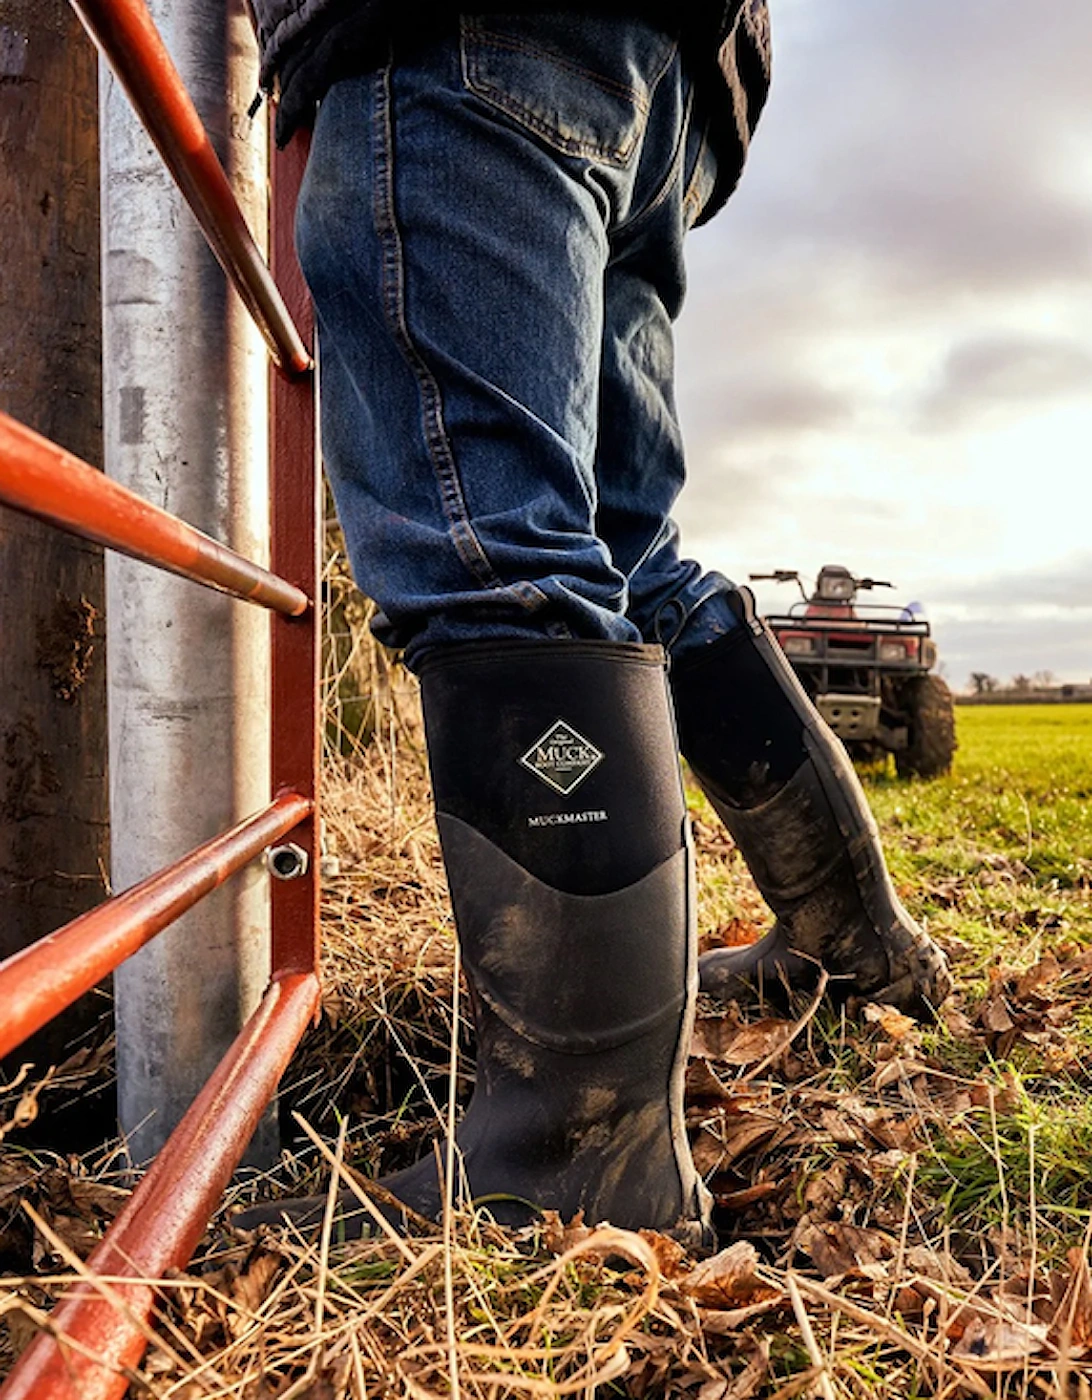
left=0, top=2, right=109, bottom=1074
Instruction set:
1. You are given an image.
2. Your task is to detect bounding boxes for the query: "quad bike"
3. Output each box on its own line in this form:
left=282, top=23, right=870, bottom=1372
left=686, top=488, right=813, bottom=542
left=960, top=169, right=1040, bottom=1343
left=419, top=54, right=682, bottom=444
left=751, top=564, right=957, bottom=778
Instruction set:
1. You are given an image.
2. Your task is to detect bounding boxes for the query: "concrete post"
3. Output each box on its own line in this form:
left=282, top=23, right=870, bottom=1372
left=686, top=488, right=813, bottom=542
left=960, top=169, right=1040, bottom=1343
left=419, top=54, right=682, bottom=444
left=101, top=0, right=275, bottom=1165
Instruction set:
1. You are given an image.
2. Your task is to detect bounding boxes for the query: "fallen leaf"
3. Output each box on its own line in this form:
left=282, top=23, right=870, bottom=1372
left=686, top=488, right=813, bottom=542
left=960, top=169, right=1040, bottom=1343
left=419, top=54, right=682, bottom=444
left=678, top=1241, right=778, bottom=1308
left=794, top=1220, right=897, bottom=1279
left=863, top=1003, right=921, bottom=1044
left=636, top=1229, right=691, bottom=1281
left=692, top=1112, right=783, bottom=1176
left=698, top=1298, right=785, bottom=1334
left=1015, top=954, right=1063, bottom=999
left=1047, top=1246, right=1092, bottom=1352
left=873, top=1056, right=933, bottom=1091
left=904, top=1245, right=974, bottom=1289
left=949, top=1314, right=1047, bottom=1369
left=232, top=1246, right=284, bottom=1315
left=708, top=1338, right=770, bottom=1400
left=713, top=1179, right=781, bottom=1211
left=980, top=990, right=1016, bottom=1034
left=801, top=1161, right=849, bottom=1219
left=691, top=1018, right=795, bottom=1066
left=818, top=1108, right=861, bottom=1145
left=941, top=1005, right=983, bottom=1043
left=541, top=1209, right=593, bottom=1256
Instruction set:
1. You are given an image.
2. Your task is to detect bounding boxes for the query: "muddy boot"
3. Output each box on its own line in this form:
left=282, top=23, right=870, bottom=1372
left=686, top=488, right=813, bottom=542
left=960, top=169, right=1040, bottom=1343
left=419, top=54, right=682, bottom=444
left=670, top=589, right=951, bottom=1018
left=235, top=641, right=710, bottom=1245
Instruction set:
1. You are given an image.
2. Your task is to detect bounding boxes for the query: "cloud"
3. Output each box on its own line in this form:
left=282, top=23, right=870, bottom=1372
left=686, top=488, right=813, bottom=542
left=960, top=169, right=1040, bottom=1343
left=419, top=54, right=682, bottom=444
left=684, top=375, right=856, bottom=440
left=674, top=449, right=809, bottom=538
left=670, top=0, right=1092, bottom=690
left=918, top=335, right=1092, bottom=428
left=692, top=0, right=1092, bottom=306
left=931, top=555, right=1092, bottom=611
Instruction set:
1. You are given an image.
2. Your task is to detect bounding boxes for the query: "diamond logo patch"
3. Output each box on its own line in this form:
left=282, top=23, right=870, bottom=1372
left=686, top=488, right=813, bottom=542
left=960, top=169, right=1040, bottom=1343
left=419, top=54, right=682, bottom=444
left=519, top=720, right=603, bottom=796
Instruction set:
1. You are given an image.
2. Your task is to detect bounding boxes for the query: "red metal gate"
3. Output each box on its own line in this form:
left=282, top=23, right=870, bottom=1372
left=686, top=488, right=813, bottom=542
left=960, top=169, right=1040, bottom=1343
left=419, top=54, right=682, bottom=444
left=0, top=2, right=321, bottom=1395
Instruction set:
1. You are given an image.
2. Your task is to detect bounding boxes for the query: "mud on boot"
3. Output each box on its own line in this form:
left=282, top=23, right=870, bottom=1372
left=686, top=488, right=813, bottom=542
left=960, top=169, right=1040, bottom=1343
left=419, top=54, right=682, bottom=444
left=670, top=588, right=952, bottom=1019
left=235, top=641, right=711, bottom=1246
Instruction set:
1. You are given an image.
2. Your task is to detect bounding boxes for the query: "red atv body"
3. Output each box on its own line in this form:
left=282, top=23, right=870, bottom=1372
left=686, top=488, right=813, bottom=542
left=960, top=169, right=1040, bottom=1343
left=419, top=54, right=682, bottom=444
left=756, top=565, right=956, bottom=778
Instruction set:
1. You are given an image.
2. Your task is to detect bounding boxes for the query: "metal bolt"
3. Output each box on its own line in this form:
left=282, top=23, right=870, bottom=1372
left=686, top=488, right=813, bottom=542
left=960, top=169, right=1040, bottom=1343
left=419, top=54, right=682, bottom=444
left=265, top=842, right=309, bottom=880
left=318, top=819, right=339, bottom=879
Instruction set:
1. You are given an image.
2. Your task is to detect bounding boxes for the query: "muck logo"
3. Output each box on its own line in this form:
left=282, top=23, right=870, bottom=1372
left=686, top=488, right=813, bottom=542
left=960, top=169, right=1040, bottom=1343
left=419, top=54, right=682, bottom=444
left=519, top=720, right=603, bottom=796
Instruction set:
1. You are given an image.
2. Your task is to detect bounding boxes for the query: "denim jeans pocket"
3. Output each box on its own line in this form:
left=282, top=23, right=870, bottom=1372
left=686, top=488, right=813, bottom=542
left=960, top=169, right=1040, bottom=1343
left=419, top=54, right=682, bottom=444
left=460, top=13, right=677, bottom=166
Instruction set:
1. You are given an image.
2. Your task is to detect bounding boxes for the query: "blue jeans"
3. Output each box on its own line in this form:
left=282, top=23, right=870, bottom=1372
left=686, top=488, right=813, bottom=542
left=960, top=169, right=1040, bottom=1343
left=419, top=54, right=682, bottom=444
left=297, top=13, right=739, bottom=670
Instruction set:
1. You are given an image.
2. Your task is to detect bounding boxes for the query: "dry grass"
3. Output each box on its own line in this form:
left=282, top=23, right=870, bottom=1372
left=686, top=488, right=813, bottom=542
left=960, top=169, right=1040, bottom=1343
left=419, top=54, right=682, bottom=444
left=4, top=603, right=1092, bottom=1395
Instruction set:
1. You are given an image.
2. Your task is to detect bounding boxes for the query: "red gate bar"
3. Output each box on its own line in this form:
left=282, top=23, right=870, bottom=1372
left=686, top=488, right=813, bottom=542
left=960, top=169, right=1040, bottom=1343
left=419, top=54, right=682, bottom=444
left=69, top=0, right=311, bottom=377
left=270, top=132, right=322, bottom=977
left=0, top=792, right=312, bottom=1062
left=0, top=411, right=309, bottom=616
left=0, top=971, right=322, bottom=1400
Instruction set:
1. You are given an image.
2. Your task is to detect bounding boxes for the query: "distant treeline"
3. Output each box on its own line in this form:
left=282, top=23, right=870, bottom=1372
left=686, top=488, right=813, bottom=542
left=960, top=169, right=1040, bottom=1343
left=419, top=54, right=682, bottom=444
left=958, top=688, right=1092, bottom=706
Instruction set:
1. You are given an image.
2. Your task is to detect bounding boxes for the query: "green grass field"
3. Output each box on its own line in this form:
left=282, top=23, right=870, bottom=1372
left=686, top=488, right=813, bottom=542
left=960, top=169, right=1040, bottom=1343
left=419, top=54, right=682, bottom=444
left=690, top=703, right=1092, bottom=1272
left=870, top=703, right=1092, bottom=977
left=867, top=705, right=1092, bottom=1258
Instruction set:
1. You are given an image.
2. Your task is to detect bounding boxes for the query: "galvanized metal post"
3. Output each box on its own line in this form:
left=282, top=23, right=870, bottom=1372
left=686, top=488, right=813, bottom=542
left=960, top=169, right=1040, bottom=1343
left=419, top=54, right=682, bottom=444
left=101, top=0, right=275, bottom=1164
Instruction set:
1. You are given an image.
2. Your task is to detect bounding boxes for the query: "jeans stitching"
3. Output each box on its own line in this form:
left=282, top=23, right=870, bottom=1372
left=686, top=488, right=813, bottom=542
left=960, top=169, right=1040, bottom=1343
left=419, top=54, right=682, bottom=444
left=463, top=58, right=631, bottom=163
left=465, top=19, right=656, bottom=110
left=462, top=18, right=678, bottom=166
left=372, top=62, right=504, bottom=594
left=612, top=79, right=692, bottom=237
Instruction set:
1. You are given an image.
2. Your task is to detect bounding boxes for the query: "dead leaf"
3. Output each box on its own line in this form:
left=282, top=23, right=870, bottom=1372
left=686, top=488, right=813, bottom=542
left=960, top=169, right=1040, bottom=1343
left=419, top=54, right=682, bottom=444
left=904, top=1245, right=975, bottom=1289
left=232, top=1247, right=284, bottom=1315
left=1015, top=953, right=1063, bottom=999
left=968, top=1072, right=1022, bottom=1114
left=691, top=1018, right=794, bottom=1066
left=698, top=1297, right=785, bottom=1334
left=2, top=1305, right=39, bottom=1355
left=818, top=1108, right=862, bottom=1145
left=980, top=989, right=1016, bottom=1034
left=802, top=1161, right=856, bottom=1221
left=1048, top=1246, right=1092, bottom=1353
left=541, top=1209, right=592, bottom=1256
left=941, top=1005, right=983, bottom=1043
left=686, top=1059, right=755, bottom=1109
left=873, top=1056, right=933, bottom=1091
left=678, top=1241, right=778, bottom=1308
left=691, top=1111, right=783, bottom=1177
left=863, top=1003, right=921, bottom=1044
left=949, top=1314, right=1048, bottom=1369
left=636, top=1229, right=691, bottom=1281
left=794, top=1220, right=897, bottom=1279
left=713, top=1179, right=781, bottom=1211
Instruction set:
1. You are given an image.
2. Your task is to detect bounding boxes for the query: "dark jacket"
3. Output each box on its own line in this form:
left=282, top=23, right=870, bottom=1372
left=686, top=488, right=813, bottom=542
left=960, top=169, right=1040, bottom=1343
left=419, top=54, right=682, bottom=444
left=251, top=0, right=770, bottom=220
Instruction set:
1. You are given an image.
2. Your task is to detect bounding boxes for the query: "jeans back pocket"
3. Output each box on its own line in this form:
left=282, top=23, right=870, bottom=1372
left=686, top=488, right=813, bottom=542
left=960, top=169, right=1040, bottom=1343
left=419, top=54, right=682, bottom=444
left=461, top=13, right=677, bottom=167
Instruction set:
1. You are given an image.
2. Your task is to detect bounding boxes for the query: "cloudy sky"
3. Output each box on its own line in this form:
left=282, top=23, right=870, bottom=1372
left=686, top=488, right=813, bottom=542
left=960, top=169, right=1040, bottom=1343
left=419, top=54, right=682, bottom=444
left=673, top=0, right=1092, bottom=689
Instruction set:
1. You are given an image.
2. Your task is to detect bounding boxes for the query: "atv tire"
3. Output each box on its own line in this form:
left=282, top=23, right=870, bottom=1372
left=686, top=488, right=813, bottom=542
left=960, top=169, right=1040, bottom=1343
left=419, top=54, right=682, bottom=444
left=896, top=674, right=956, bottom=779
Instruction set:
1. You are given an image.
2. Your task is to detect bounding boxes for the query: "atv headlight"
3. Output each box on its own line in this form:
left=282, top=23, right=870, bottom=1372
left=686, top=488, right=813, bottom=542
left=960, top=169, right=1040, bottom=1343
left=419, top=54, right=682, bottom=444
left=780, top=634, right=815, bottom=655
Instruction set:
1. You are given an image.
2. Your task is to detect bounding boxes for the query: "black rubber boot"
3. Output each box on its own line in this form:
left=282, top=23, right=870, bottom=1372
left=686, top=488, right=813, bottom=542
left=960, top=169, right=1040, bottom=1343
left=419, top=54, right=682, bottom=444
left=670, top=589, right=952, bottom=1018
left=235, top=641, right=710, bottom=1245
